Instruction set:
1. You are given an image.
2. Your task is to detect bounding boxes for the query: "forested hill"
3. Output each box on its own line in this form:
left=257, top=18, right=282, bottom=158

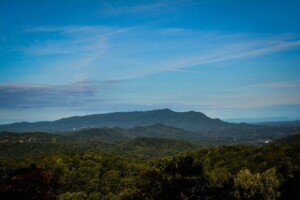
left=1, top=133, right=300, bottom=199
left=272, top=134, right=300, bottom=146
left=0, top=109, right=223, bottom=132
left=0, top=109, right=298, bottom=139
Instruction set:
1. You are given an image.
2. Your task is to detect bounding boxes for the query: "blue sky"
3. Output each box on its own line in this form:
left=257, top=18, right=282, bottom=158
left=0, top=0, right=300, bottom=124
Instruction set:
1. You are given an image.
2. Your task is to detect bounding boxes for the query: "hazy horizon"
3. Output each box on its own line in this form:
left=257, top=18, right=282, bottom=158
left=1, top=0, right=300, bottom=124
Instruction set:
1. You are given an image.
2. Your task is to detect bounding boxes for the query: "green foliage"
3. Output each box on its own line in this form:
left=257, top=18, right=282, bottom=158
left=234, top=168, right=279, bottom=200
left=160, top=155, right=209, bottom=199
left=132, top=155, right=209, bottom=200
left=261, top=168, right=280, bottom=200
left=115, top=137, right=195, bottom=159
left=272, top=134, right=300, bottom=146
left=0, top=164, right=58, bottom=200
left=0, top=131, right=197, bottom=159
left=58, top=191, right=88, bottom=200
left=0, top=134, right=300, bottom=200
left=66, top=128, right=131, bottom=142
left=87, top=192, right=101, bottom=200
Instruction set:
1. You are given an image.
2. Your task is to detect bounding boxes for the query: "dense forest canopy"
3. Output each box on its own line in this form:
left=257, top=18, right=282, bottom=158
left=0, top=130, right=300, bottom=199
left=1, top=111, right=299, bottom=199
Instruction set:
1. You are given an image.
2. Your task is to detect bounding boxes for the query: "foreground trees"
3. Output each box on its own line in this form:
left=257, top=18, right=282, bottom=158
left=134, top=155, right=208, bottom=199
left=233, top=168, right=279, bottom=200
left=0, top=164, right=58, bottom=200
left=0, top=144, right=299, bottom=199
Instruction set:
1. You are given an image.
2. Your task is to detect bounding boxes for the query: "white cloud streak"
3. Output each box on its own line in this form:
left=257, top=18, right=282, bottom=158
left=111, top=35, right=300, bottom=80
left=14, top=26, right=300, bottom=82
left=153, top=39, right=300, bottom=70
left=101, top=1, right=183, bottom=15
left=252, top=79, right=300, bottom=89
left=22, top=26, right=130, bottom=55
left=158, top=91, right=300, bottom=110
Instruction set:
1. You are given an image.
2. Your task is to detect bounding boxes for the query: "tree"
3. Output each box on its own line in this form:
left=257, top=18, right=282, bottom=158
left=234, top=168, right=280, bottom=200
left=1, top=164, right=58, bottom=200
left=58, top=191, right=87, bottom=200
left=136, top=155, right=209, bottom=200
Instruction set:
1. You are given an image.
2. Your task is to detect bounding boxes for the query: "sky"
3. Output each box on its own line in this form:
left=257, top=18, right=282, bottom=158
left=0, top=0, right=300, bottom=124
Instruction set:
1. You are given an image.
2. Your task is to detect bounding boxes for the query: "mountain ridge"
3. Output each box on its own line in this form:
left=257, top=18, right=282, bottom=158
left=0, top=109, right=226, bottom=132
left=0, top=109, right=298, bottom=143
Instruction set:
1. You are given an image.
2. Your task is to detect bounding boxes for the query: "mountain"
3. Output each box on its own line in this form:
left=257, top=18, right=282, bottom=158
left=64, top=127, right=131, bottom=142
left=126, top=123, right=208, bottom=142
left=271, top=134, right=300, bottom=146
left=0, top=109, right=298, bottom=143
left=64, top=124, right=213, bottom=144
left=0, top=109, right=225, bottom=132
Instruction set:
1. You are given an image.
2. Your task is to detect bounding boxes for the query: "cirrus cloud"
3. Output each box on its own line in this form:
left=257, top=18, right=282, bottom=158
left=0, top=80, right=120, bottom=108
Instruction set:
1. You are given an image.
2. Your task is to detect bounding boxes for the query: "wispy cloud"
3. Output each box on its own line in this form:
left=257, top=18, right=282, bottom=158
left=12, top=26, right=300, bottom=82
left=167, top=69, right=206, bottom=74
left=0, top=80, right=120, bottom=108
left=110, top=31, right=300, bottom=79
left=99, top=0, right=210, bottom=16
left=154, top=36, right=300, bottom=70
left=15, top=25, right=133, bottom=82
left=166, top=91, right=300, bottom=110
left=101, top=1, right=181, bottom=15
left=223, top=80, right=300, bottom=93
left=21, top=25, right=129, bottom=55
left=253, top=80, right=300, bottom=89
left=25, top=25, right=129, bottom=37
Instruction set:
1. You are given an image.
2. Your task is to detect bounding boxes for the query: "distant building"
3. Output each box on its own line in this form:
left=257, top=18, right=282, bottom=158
left=264, top=139, right=272, bottom=144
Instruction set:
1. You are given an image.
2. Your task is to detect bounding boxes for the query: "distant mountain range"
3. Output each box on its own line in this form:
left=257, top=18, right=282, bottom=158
left=0, top=109, right=225, bottom=132
left=0, top=109, right=299, bottom=144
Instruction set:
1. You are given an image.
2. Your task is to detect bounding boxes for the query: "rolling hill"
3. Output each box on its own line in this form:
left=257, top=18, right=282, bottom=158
left=0, top=130, right=197, bottom=159
left=0, top=109, right=224, bottom=132
left=0, top=109, right=298, bottom=144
